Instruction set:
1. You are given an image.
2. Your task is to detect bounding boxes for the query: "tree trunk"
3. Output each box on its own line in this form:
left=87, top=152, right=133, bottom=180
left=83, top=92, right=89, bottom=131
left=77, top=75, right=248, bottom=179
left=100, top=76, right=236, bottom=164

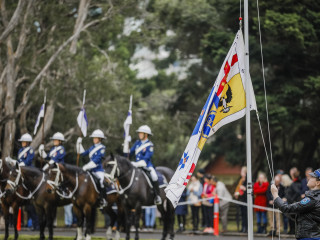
left=2, top=37, right=16, bottom=159
left=69, top=0, right=91, bottom=54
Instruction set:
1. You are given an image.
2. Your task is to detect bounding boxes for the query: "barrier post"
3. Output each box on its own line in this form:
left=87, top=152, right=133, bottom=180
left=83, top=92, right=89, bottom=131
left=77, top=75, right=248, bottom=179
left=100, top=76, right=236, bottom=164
left=213, top=196, right=219, bottom=236
left=17, top=207, right=21, bottom=231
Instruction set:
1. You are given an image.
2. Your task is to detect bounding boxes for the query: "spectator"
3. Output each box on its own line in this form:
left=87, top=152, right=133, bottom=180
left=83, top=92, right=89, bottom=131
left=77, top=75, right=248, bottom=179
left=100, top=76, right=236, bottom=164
left=202, top=174, right=215, bottom=234
left=266, top=175, right=285, bottom=236
left=197, top=168, right=205, bottom=228
left=281, top=174, right=293, bottom=234
left=145, top=207, right=156, bottom=231
left=187, top=175, right=203, bottom=232
left=287, top=167, right=301, bottom=234
left=234, top=166, right=247, bottom=233
left=64, top=203, right=73, bottom=228
left=211, top=176, right=232, bottom=233
left=253, top=172, right=269, bottom=234
left=175, top=189, right=188, bottom=232
left=301, top=167, right=313, bottom=198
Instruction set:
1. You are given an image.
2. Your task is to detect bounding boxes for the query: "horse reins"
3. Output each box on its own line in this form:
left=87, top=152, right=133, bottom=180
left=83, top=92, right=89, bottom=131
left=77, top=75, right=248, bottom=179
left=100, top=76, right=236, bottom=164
left=105, top=158, right=136, bottom=195
left=7, top=166, right=46, bottom=200
left=48, top=165, right=79, bottom=199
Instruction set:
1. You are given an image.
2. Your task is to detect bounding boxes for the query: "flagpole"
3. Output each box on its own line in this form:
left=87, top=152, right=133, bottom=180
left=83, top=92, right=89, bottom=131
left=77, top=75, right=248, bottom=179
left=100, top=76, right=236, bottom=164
left=244, top=0, right=254, bottom=239
left=76, top=89, right=86, bottom=166
left=41, top=90, right=47, bottom=168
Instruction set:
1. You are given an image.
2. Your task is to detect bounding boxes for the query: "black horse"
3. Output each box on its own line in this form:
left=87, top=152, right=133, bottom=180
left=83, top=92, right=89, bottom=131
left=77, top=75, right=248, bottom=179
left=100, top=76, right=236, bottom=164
left=0, top=159, right=29, bottom=240
left=103, top=155, right=175, bottom=240
left=4, top=162, right=71, bottom=240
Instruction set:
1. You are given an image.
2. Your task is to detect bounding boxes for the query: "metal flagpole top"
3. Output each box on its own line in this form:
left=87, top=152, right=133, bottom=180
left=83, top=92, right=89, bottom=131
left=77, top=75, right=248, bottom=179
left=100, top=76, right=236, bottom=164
left=129, top=95, right=133, bottom=111
left=82, top=89, right=86, bottom=107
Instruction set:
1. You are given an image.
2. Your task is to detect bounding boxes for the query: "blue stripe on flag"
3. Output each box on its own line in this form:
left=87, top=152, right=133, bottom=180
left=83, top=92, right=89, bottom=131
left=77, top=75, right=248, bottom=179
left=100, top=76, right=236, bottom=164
left=192, top=87, right=215, bottom=136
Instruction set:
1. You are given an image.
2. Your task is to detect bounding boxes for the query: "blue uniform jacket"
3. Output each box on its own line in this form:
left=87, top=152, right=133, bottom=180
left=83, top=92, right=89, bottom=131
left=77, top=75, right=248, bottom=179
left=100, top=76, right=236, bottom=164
left=130, top=139, right=154, bottom=167
left=81, top=143, right=106, bottom=172
left=18, top=147, right=34, bottom=166
left=47, top=146, right=66, bottom=163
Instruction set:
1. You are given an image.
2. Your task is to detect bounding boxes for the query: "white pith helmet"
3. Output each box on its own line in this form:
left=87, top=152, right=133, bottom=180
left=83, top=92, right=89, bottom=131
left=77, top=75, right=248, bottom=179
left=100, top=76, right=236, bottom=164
left=18, top=133, right=33, bottom=142
left=136, top=125, right=153, bottom=136
left=89, top=129, right=106, bottom=139
left=50, top=132, right=65, bottom=141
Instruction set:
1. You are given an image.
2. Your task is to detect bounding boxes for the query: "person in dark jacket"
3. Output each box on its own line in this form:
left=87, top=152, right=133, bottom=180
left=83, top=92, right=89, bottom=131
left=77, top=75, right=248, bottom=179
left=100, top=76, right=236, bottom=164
left=175, top=189, right=188, bottom=232
left=266, top=175, right=285, bottom=236
left=271, top=169, right=320, bottom=240
left=286, top=167, right=302, bottom=234
left=301, top=167, right=313, bottom=198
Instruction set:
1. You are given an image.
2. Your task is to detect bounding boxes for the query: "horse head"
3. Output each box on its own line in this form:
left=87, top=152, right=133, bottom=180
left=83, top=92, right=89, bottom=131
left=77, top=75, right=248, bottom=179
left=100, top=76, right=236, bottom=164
left=47, top=162, right=64, bottom=194
left=5, top=161, right=22, bottom=196
left=103, top=154, right=121, bottom=181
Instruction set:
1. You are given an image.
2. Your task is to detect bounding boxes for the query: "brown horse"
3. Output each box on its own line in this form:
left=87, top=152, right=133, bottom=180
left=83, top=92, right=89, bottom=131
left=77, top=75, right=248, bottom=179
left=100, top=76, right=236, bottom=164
left=46, top=162, right=124, bottom=240
left=4, top=162, right=71, bottom=240
left=0, top=159, right=29, bottom=240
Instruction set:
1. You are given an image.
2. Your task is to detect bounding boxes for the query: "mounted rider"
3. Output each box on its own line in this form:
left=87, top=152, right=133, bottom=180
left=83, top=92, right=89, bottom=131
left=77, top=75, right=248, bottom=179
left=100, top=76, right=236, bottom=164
left=76, top=129, right=107, bottom=206
left=39, top=132, right=66, bottom=171
left=130, top=125, right=162, bottom=205
left=6, top=133, right=35, bottom=167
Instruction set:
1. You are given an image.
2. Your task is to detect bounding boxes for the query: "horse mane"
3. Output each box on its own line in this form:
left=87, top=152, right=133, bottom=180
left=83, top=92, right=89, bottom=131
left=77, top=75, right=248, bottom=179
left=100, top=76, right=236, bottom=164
left=21, top=166, right=42, bottom=176
left=62, top=163, right=83, bottom=174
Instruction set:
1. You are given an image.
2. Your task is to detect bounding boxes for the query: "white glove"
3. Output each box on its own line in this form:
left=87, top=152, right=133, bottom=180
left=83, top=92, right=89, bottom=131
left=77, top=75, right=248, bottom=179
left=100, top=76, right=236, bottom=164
left=82, top=161, right=97, bottom=171
left=131, top=160, right=147, bottom=168
left=49, top=159, right=55, bottom=165
left=76, top=137, right=85, bottom=154
left=5, top=156, right=17, bottom=167
left=18, top=162, right=25, bottom=167
left=38, top=144, right=47, bottom=158
left=42, top=164, right=49, bottom=171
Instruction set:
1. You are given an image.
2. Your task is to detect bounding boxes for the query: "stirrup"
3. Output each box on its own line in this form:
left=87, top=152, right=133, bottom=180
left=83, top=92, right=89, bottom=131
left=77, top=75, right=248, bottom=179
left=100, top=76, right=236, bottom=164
left=99, top=198, right=107, bottom=209
left=154, top=196, right=162, bottom=205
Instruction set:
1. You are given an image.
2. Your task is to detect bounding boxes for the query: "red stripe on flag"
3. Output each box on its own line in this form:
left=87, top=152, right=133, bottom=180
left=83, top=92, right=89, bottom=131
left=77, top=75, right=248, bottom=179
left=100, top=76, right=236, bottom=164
left=231, top=54, right=238, bottom=66
left=186, top=175, right=191, bottom=180
left=189, top=163, right=196, bottom=174
left=183, top=182, right=187, bottom=186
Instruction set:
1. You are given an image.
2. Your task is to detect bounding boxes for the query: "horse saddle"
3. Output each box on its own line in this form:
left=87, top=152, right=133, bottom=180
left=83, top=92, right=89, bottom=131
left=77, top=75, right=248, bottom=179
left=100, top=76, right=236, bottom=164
left=141, top=167, right=168, bottom=188
left=88, top=171, right=117, bottom=195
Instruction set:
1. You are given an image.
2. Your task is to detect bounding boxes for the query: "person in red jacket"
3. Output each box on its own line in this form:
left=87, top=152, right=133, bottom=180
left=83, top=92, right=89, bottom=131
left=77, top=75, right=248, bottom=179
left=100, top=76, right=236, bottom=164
left=253, top=172, right=269, bottom=234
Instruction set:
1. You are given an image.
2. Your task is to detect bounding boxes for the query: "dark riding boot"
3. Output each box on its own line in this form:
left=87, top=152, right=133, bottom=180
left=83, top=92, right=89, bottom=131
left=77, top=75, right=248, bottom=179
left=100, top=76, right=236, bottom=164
left=99, top=187, right=107, bottom=209
left=152, top=180, right=162, bottom=205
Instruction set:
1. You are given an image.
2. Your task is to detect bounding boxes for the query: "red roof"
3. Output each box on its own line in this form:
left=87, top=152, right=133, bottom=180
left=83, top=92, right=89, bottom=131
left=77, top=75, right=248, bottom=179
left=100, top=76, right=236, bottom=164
left=205, top=156, right=242, bottom=175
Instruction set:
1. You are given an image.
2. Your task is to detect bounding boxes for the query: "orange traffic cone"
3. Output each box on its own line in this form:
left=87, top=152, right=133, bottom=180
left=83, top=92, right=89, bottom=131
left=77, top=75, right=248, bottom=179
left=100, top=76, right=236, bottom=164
left=17, top=208, right=21, bottom=231
left=213, top=196, right=219, bottom=236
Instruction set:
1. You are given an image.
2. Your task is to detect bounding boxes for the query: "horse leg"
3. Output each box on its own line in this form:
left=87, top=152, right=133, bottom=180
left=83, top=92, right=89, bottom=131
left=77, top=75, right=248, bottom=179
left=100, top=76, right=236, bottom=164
left=73, top=206, right=84, bottom=240
left=46, top=206, right=56, bottom=240
left=167, top=201, right=175, bottom=240
left=157, top=206, right=167, bottom=240
left=124, top=207, right=131, bottom=240
left=2, top=204, right=10, bottom=240
left=134, top=208, right=141, bottom=240
left=83, top=204, right=92, bottom=240
left=105, top=205, right=116, bottom=240
left=12, top=203, right=19, bottom=240
left=37, top=207, right=46, bottom=240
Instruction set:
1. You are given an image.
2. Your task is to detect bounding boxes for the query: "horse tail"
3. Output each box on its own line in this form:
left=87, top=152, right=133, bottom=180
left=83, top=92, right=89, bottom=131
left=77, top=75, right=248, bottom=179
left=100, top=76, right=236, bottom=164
left=90, top=207, right=97, bottom=234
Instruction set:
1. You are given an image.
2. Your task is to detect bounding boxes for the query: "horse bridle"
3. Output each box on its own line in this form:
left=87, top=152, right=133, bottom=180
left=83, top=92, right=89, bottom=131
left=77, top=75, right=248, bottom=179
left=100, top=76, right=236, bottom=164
left=47, top=164, right=64, bottom=190
left=105, top=158, right=120, bottom=181
left=6, top=165, right=45, bottom=200
left=105, top=158, right=136, bottom=194
left=47, top=165, right=79, bottom=199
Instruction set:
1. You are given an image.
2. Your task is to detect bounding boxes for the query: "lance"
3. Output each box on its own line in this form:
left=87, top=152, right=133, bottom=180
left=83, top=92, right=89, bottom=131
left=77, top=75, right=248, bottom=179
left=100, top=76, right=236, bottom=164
left=40, top=90, right=47, bottom=167
left=76, top=89, right=86, bottom=166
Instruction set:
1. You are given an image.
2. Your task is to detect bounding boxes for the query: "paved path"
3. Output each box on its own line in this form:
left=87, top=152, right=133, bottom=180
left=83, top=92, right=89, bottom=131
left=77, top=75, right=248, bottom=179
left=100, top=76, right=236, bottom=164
left=1, top=228, right=297, bottom=240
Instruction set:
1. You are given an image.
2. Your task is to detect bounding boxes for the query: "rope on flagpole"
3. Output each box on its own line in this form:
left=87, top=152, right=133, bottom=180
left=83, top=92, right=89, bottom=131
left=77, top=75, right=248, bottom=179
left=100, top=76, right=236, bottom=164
left=256, top=0, right=278, bottom=239
left=76, top=89, right=86, bottom=166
